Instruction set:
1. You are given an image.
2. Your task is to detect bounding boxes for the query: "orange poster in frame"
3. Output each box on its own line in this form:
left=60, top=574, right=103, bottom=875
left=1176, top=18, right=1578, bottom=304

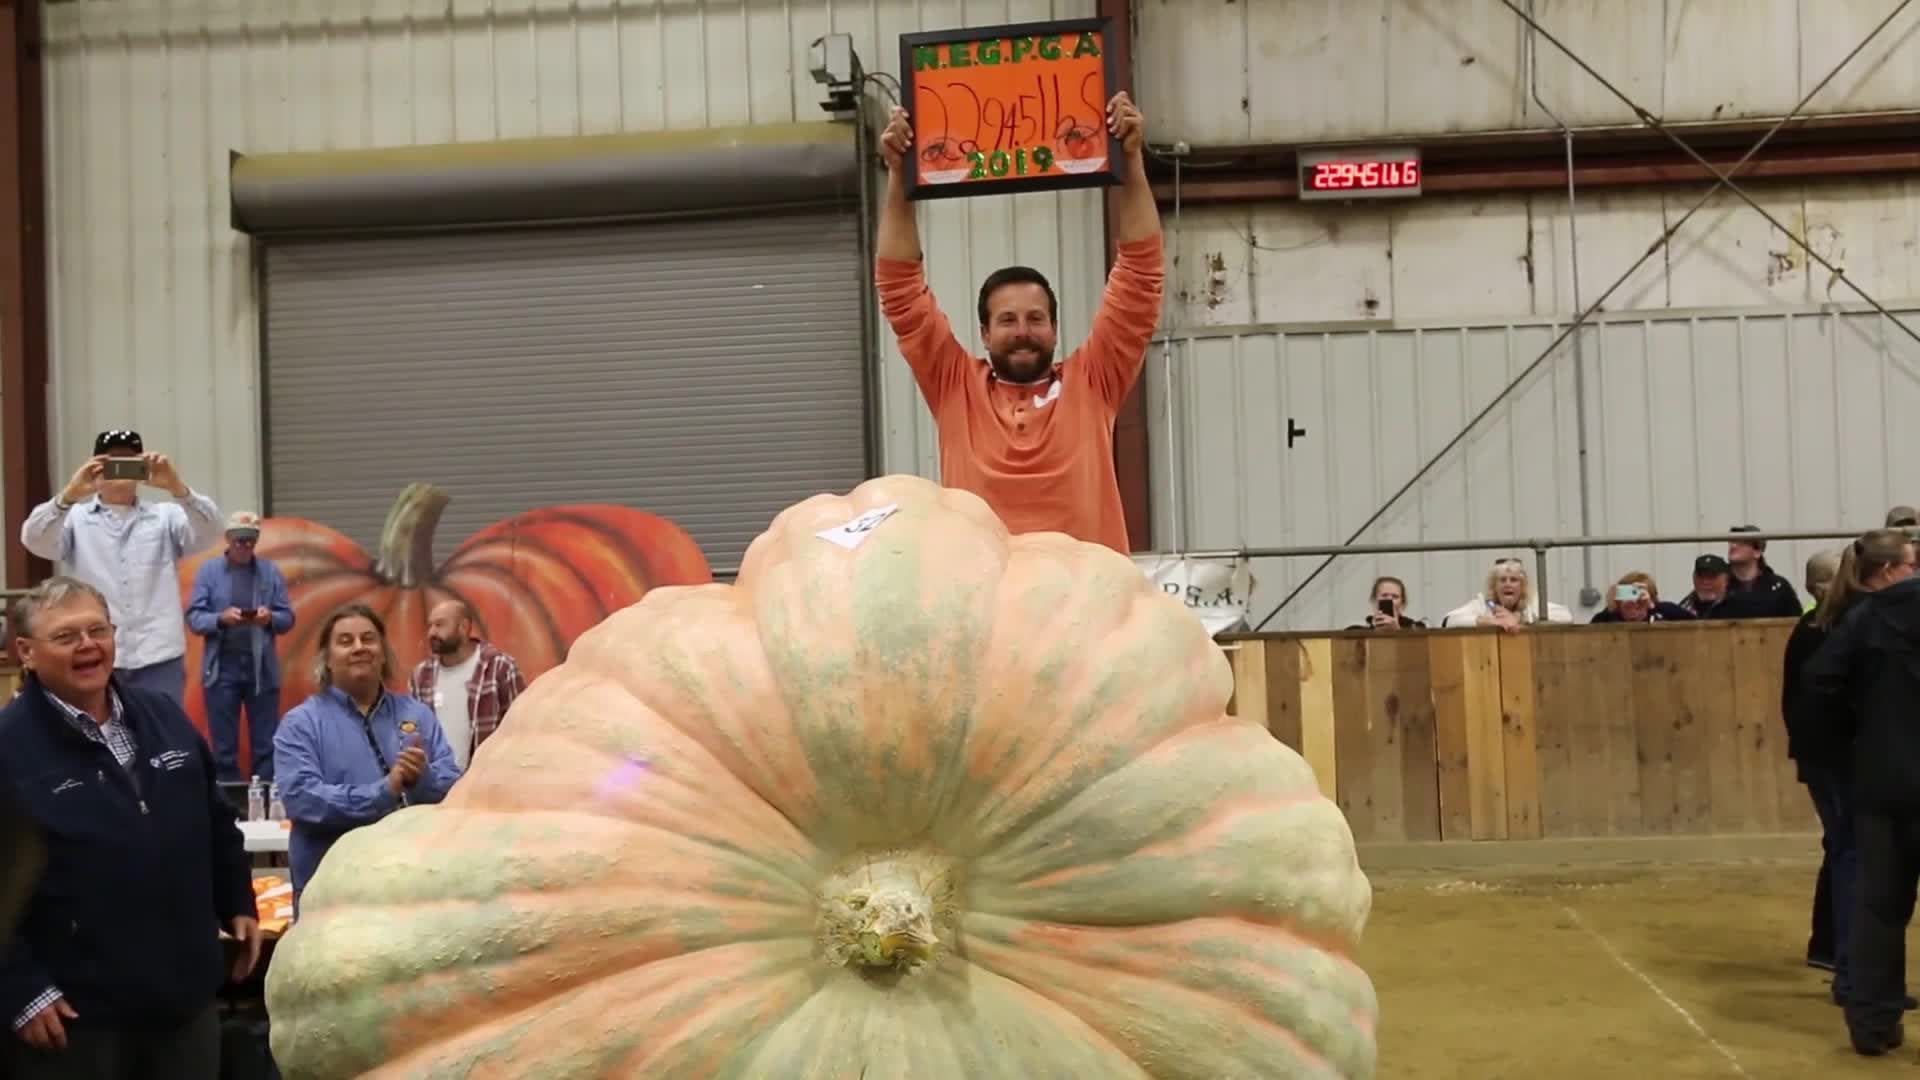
left=898, top=17, right=1119, bottom=200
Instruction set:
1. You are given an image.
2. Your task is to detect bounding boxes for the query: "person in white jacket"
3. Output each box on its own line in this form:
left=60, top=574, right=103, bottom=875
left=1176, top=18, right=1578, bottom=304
left=1441, top=556, right=1573, bottom=631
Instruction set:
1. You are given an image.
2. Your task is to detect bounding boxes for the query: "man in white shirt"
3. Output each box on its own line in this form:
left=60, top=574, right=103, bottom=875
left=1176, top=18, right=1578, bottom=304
left=407, top=600, right=526, bottom=771
left=18, top=430, right=223, bottom=705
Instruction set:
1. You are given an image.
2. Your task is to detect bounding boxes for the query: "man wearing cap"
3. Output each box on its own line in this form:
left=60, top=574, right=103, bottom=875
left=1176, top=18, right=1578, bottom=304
left=184, top=513, right=295, bottom=783
left=18, top=431, right=223, bottom=705
left=1679, top=554, right=1736, bottom=618
left=1722, top=524, right=1804, bottom=618
left=1888, top=505, right=1918, bottom=530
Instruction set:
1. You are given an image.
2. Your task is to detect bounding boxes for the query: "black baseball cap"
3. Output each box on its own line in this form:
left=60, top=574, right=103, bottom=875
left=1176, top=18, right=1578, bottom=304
left=93, top=429, right=143, bottom=455
left=1694, top=554, right=1731, bottom=575
left=1729, top=524, right=1765, bottom=550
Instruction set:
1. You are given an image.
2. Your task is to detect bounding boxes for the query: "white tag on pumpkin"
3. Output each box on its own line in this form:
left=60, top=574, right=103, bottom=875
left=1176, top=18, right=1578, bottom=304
left=816, top=503, right=900, bottom=550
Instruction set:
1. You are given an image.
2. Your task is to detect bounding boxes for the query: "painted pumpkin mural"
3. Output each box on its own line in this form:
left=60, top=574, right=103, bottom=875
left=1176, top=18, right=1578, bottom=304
left=175, top=482, right=712, bottom=754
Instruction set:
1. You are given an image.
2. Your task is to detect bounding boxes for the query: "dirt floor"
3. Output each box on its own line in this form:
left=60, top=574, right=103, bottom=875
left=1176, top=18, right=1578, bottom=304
left=1358, top=858, right=1916, bottom=1079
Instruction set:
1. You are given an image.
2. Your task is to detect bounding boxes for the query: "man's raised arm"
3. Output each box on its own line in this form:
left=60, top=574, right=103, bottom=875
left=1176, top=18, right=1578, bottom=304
left=874, top=106, right=968, bottom=405
left=1080, top=92, right=1166, bottom=408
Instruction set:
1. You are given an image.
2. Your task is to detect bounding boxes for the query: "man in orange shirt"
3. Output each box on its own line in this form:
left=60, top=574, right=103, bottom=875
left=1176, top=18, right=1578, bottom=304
left=874, top=91, right=1165, bottom=555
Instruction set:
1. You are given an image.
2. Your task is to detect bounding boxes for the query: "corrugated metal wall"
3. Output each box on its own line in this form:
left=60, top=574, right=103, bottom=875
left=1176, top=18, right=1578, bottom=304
left=36, top=0, right=1920, bottom=614
left=1148, top=306, right=1920, bottom=631
left=40, top=0, right=1105, bottom=520
left=1138, top=0, right=1920, bottom=144
left=1161, top=180, right=1920, bottom=329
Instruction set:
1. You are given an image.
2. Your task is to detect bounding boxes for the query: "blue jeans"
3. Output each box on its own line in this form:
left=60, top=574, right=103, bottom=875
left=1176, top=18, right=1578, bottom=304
left=1805, top=763, right=1857, bottom=1000
left=116, top=656, right=186, bottom=707
left=206, top=671, right=282, bottom=783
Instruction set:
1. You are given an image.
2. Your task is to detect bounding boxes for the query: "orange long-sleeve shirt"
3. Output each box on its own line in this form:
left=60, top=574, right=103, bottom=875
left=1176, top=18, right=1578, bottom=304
left=875, top=234, right=1166, bottom=554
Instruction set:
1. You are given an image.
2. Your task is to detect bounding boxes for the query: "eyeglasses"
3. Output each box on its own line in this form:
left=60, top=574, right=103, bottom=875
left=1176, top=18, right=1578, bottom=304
left=36, top=622, right=115, bottom=648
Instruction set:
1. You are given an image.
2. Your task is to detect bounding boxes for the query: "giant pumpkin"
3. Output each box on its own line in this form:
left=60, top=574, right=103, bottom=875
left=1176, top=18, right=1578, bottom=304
left=175, top=483, right=711, bottom=746
left=263, top=475, right=1377, bottom=1079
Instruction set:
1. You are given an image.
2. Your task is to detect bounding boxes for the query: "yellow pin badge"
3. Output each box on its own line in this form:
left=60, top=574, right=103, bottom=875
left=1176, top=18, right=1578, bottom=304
left=399, top=719, right=418, bottom=736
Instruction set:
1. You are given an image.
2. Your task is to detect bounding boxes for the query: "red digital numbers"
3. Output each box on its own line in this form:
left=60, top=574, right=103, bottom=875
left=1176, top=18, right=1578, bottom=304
left=1309, top=158, right=1420, bottom=191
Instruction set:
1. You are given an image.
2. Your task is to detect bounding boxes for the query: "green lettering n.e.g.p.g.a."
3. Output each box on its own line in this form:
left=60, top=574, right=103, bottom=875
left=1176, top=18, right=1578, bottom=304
left=912, top=32, right=1101, bottom=71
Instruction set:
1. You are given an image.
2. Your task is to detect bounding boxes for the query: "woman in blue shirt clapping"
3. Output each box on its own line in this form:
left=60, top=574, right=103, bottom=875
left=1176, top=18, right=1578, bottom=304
left=272, top=603, right=461, bottom=904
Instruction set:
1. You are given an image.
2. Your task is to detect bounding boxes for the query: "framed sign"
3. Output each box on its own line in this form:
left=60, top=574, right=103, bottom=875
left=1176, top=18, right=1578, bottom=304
left=898, top=17, right=1119, bottom=200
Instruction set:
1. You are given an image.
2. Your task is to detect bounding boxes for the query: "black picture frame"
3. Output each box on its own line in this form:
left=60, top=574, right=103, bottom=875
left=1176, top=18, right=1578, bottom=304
left=897, top=17, right=1121, bottom=202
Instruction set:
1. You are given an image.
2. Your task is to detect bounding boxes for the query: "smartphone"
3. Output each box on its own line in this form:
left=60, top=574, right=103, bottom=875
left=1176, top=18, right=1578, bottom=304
left=1614, top=584, right=1641, bottom=602
left=102, top=457, right=148, bottom=482
left=1377, top=598, right=1395, bottom=615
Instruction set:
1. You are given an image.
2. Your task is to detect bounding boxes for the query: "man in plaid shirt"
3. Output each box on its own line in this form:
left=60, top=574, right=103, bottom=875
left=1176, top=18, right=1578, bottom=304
left=408, top=600, right=526, bottom=771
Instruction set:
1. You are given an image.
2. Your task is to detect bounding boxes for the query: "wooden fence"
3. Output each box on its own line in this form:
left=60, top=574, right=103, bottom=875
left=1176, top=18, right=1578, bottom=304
left=1221, top=619, right=1815, bottom=844
left=0, top=626, right=1815, bottom=845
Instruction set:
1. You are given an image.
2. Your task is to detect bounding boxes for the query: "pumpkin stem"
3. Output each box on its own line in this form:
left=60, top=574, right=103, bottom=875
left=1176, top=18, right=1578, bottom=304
left=817, top=851, right=958, bottom=976
left=372, top=482, right=452, bottom=587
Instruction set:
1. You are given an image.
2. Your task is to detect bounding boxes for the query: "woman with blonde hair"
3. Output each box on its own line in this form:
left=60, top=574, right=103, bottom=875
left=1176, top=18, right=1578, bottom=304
left=1800, top=528, right=1919, bottom=1055
left=1440, top=556, right=1573, bottom=632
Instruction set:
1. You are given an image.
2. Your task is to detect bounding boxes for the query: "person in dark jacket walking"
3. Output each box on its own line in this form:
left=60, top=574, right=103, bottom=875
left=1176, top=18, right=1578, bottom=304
left=1785, top=547, right=1844, bottom=973
left=0, top=576, right=260, bottom=1079
left=1802, top=533, right=1920, bottom=1056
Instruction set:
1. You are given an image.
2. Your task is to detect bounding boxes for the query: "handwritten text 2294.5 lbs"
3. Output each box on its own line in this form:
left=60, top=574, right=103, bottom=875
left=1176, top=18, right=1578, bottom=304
left=907, top=29, right=1111, bottom=188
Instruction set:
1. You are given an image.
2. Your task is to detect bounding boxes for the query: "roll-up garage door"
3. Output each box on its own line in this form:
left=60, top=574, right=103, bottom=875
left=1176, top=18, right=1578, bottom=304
left=260, top=209, right=868, bottom=575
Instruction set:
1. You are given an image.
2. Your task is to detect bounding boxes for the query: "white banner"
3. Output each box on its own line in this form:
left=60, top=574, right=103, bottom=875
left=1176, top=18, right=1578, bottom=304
left=1133, top=554, right=1255, bottom=635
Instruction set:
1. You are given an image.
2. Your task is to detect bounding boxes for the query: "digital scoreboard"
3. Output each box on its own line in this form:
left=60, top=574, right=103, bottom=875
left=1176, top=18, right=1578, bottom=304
left=1296, top=146, right=1423, bottom=201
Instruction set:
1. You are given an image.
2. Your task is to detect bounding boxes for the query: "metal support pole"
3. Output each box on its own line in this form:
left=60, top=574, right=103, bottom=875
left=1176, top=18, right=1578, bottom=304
left=1528, top=0, right=1598, bottom=609
left=1218, top=527, right=1863, bottom=561
left=1532, top=543, right=1551, bottom=620
left=851, top=75, right=884, bottom=480
left=1163, top=152, right=1186, bottom=556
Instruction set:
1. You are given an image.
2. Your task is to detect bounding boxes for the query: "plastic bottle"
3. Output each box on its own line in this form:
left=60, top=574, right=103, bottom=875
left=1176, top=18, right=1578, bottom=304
left=246, top=775, right=265, bottom=822
left=267, top=781, right=285, bottom=822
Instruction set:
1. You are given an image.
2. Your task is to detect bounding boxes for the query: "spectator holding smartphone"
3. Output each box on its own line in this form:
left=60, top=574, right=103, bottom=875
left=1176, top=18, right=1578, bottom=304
left=1589, top=573, right=1694, bottom=623
left=1347, top=576, right=1426, bottom=631
left=185, top=512, right=296, bottom=784
left=16, top=429, right=222, bottom=706
left=272, top=604, right=459, bottom=906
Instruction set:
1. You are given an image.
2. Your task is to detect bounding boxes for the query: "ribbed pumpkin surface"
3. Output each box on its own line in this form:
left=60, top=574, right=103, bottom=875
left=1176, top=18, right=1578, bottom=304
left=263, top=474, right=1378, bottom=1079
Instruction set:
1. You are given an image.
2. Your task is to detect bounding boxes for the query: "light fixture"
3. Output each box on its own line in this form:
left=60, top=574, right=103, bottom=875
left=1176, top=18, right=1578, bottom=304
left=809, top=33, right=862, bottom=117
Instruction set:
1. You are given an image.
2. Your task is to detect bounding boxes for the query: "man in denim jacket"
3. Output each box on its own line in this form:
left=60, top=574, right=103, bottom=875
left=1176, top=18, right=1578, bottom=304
left=184, top=512, right=296, bottom=783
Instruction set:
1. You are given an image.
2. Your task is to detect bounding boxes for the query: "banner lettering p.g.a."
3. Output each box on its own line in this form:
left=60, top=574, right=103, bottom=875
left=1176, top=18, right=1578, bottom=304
left=899, top=17, right=1118, bottom=200
left=1133, top=554, right=1256, bottom=637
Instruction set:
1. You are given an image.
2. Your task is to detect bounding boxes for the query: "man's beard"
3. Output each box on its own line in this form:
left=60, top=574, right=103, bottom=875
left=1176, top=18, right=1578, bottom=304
left=430, top=635, right=459, bottom=656
left=988, top=340, right=1055, bottom=384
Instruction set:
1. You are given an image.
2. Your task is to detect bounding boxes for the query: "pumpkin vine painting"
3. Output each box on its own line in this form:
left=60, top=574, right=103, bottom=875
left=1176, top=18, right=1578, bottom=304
left=173, top=481, right=714, bottom=756
left=259, top=474, right=1379, bottom=1079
